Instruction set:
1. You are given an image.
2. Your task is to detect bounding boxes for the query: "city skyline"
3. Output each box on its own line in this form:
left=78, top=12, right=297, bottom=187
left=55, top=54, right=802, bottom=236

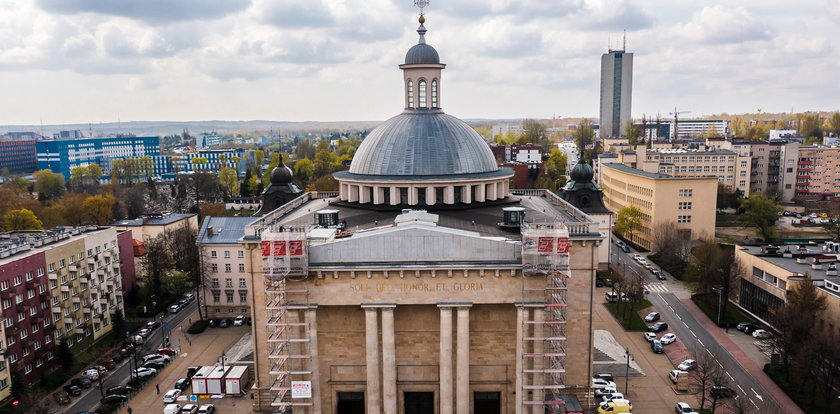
left=0, top=0, right=838, bottom=125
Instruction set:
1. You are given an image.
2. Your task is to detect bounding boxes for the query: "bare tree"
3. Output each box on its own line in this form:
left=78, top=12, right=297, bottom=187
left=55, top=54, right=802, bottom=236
left=690, top=345, right=722, bottom=410
left=709, top=359, right=733, bottom=414
left=807, top=329, right=840, bottom=409
left=728, top=394, right=756, bottom=414
left=652, top=221, right=691, bottom=270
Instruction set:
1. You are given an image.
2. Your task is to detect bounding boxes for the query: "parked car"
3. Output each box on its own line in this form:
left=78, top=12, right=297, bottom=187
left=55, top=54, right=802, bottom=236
left=197, top=404, right=215, bottom=414
left=675, top=402, right=699, bottom=414
left=99, top=359, right=116, bottom=370
left=651, top=339, right=664, bottom=354
left=669, top=369, right=687, bottom=383
left=660, top=333, right=677, bottom=344
left=142, top=353, right=172, bottom=364
left=175, top=378, right=190, bottom=390
left=644, top=332, right=657, bottom=342
left=644, top=312, right=660, bottom=322
left=621, top=246, right=631, bottom=253
left=146, top=320, right=162, bottom=330
left=164, top=404, right=183, bottom=414
left=63, top=384, right=82, bottom=396
left=752, top=329, right=772, bottom=339
left=677, top=359, right=697, bottom=371
left=181, top=404, right=199, bottom=414
left=133, top=367, right=157, bottom=378
left=219, top=318, right=231, bottom=328
left=143, top=361, right=165, bottom=370
left=81, top=369, right=100, bottom=380
left=592, top=378, right=617, bottom=389
left=71, top=378, right=92, bottom=389
left=593, top=373, right=615, bottom=383
left=170, top=304, right=181, bottom=314
left=53, top=392, right=71, bottom=405
left=600, top=392, right=625, bottom=403
left=594, top=386, right=618, bottom=399
left=234, top=315, right=246, bottom=326
left=648, top=322, right=668, bottom=333
left=208, top=319, right=218, bottom=328
left=178, top=298, right=189, bottom=307
left=598, top=401, right=632, bottom=414
left=184, top=293, right=195, bottom=301
left=101, top=394, right=128, bottom=406
left=157, top=347, right=178, bottom=356
left=655, top=271, right=667, bottom=281
left=163, top=389, right=182, bottom=404
left=92, top=365, right=108, bottom=374
left=736, top=322, right=759, bottom=334
left=595, top=279, right=605, bottom=288
left=710, top=386, right=736, bottom=399
left=106, top=385, right=134, bottom=395
left=138, top=328, right=153, bottom=338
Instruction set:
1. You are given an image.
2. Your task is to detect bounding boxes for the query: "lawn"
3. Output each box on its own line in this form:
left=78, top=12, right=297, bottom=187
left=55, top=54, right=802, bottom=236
left=692, top=293, right=752, bottom=328
left=715, top=214, right=740, bottom=227
left=605, top=299, right=653, bottom=331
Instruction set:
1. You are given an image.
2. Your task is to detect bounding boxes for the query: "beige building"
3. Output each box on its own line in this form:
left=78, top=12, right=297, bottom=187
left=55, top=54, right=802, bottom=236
left=196, top=217, right=257, bottom=318
left=111, top=212, right=198, bottom=241
left=795, top=146, right=840, bottom=201
left=600, top=163, right=717, bottom=250
left=615, top=146, right=750, bottom=194
left=734, top=242, right=840, bottom=337
left=719, top=139, right=800, bottom=202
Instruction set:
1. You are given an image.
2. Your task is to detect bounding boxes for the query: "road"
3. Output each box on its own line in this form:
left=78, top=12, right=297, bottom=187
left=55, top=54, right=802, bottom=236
left=609, top=238, right=785, bottom=412
left=63, top=300, right=198, bottom=414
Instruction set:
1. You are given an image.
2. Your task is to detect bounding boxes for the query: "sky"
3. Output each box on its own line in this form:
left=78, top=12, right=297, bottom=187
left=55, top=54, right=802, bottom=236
left=1, top=0, right=839, bottom=125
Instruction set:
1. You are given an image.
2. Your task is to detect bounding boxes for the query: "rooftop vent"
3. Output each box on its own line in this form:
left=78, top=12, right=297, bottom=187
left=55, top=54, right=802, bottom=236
left=499, top=207, right=526, bottom=228
left=315, top=210, right=339, bottom=228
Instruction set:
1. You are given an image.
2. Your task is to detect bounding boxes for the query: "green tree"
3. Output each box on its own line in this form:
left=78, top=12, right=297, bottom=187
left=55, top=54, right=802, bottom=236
left=797, top=113, right=823, bottom=139
left=295, top=158, right=315, bottom=182
left=164, top=269, right=193, bottom=297
left=3, top=208, right=43, bottom=230
left=111, top=308, right=126, bottom=344
left=309, top=174, right=339, bottom=191
left=772, top=274, right=828, bottom=379
left=57, top=339, right=74, bottom=370
left=33, top=169, right=65, bottom=200
left=81, top=194, right=115, bottom=225
left=314, top=141, right=337, bottom=177
left=218, top=167, right=240, bottom=196
left=575, top=118, right=596, bottom=153
left=738, top=194, right=782, bottom=242
left=829, top=112, right=840, bottom=134
left=614, top=205, right=644, bottom=243
left=546, top=149, right=568, bottom=178
left=255, top=149, right=265, bottom=166
left=10, top=369, right=27, bottom=400
left=624, top=121, right=640, bottom=145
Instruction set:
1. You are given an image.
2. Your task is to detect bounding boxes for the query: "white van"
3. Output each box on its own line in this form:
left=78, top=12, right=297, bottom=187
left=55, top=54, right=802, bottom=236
left=164, top=404, right=183, bottom=414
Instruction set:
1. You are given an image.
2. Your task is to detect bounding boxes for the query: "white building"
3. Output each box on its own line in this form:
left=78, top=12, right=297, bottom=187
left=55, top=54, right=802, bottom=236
left=672, top=119, right=729, bottom=139
left=196, top=217, right=257, bottom=318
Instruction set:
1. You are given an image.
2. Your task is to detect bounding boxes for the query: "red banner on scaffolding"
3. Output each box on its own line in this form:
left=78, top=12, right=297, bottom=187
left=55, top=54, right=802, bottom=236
left=261, top=240, right=304, bottom=256
left=556, top=237, right=570, bottom=254
left=538, top=237, right=554, bottom=253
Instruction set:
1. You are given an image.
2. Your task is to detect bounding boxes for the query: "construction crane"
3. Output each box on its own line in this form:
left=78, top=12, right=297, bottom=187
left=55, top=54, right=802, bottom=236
left=669, top=107, right=692, bottom=141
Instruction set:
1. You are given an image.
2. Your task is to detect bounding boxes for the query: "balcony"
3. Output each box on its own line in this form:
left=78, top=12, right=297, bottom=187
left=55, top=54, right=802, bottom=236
left=47, top=273, right=58, bottom=281
left=71, top=297, right=80, bottom=304
left=52, top=306, right=61, bottom=313
left=63, top=317, right=73, bottom=324
left=69, top=265, right=77, bottom=272
left=60, top=285, right=69, bottom=293
left=86, top=257, right=95, bottom=265
left=74, top=327, right=85, bottom=334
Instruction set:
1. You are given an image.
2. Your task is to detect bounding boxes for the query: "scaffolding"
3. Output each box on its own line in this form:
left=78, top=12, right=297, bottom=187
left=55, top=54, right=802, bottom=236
left=262, top=226, right=312, bottom=413
left=521, top=222, right=571, bottom=413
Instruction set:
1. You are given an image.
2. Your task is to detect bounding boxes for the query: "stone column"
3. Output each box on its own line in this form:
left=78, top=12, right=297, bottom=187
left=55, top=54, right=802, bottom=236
left=390, top=186, right=400, bottom=205
left=359, top=186, right=370, bottom=204
left=514, top=305, right=525, bottom=414
left=426, top=186, right=436, bottom=206
left=531, top=307, right=544, bottom=414
left=462, top=185, right=472, bottom=204
left=456, top=305, right=471, bottom=414
left=349, top=185, right=360, bottom=203
left=363, top=307, right=381, bottom=414
left=306, top=306, right=321, bottom=414
left=438, top=306, right=454, bottom=414
left=373, top=186, right=383, bottom=205
left=487, top=182, right=497, bottom=201
left=476, top=182, right=486, bottom=202
left=381, top=306, right=397, bottom=414
left=445, top=186, right=455, bottom=204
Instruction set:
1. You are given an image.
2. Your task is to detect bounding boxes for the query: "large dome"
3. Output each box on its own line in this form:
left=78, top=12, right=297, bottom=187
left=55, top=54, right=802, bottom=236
left=349, top=111, right=499, bottom=176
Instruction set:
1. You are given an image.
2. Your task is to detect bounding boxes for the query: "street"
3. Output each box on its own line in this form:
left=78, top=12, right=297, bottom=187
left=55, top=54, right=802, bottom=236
left=609, top=237, right=798, bottom=413
left=63, top=300, right=199, bottom=414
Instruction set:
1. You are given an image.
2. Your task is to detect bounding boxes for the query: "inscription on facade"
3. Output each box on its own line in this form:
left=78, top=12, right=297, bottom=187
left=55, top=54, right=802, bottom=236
left=349, top=281, right=485, bottom=293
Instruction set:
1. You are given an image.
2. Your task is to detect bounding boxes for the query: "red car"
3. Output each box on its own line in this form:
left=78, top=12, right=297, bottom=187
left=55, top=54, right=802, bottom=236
left=156, top=347, right=177, bottom=356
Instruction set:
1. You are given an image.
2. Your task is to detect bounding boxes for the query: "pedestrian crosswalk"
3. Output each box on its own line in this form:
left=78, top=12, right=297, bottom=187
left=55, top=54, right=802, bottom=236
left=644, top=283, right=669, bottom=293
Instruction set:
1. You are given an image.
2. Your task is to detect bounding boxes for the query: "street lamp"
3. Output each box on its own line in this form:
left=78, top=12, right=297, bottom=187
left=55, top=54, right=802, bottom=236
left=713, top=288, right=723, bottom=326
left=624, top=347, right=632, bottom=395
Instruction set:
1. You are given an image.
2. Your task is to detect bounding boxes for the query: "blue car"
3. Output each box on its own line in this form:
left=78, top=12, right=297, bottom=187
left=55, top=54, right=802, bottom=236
left=621, top=246, right=631, bottom=253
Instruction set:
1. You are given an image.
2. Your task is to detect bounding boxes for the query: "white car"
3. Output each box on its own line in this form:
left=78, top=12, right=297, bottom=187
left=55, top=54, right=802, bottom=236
left=752, top=329, right=772, bottom=339
left=233, top=315, right=246, bottom=326
left=601, top=392, right=625, bottom=402
left=138, top=328, right=152, bottom=338
left=592, top=378, right=617, bottom=389
left=197, top=404, right=216, bottom=414
left=675, top=402, right=699, bottom=414
left=81, top=369, right=100, bottom=380
left=181, top=404, right=199, bottom=414
left=163, top=389, right=182, bottom=403
left=142, top=353, right=172, bottom=364
left=594, top=386, right=617, bottom=398
left=644, top=332, right=657, bottom=342
left=669, top=369, right=687, bottom=383
left=133, top=367, right=157, bottom=378
left=677, top=359, right=697, bottom=371
left=660, top=333, right=677, bottom=344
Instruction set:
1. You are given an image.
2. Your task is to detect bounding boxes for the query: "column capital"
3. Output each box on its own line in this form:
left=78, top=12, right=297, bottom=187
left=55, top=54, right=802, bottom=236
left=362, top=303, right=397, bottom=309
left=437, top=302, right=473, bottom=308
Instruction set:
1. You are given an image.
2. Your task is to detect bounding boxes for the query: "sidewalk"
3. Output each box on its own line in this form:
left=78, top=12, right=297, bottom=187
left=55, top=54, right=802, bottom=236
left=679, top=298, right=805, bottom=414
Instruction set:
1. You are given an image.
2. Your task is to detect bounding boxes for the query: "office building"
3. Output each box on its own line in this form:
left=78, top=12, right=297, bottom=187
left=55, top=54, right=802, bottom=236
left=36, top=136, right=161, bottom=179
left=241, top=13, right=605, bottom=413
left=599, top=48, right=633, bottom=138
left=149, top=149, right=253, bottom=180
left=672, top=119, right=729, bottom=139
left=0, top=139, right=38, bottom=174
left=600, top=163, right=717, bottom=250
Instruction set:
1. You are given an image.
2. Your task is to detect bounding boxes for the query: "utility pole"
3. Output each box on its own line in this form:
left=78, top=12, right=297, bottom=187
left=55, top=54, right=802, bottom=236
left=624, top=347, right=632, bottom=395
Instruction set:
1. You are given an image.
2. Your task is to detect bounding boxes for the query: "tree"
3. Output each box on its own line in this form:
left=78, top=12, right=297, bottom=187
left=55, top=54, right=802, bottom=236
left=81, top=194, right=115, bottom=225
left=624, top=121, right=640, bottom=145
left=199, top=202, right=227, bottom=219
left=123, top=185, right=147, bottom=219
left=309, top=174, right=339, bottom=191
left=808, top=329, right=840, bottom=410
left=218, top=167, right=240, bottom=196
left=716, top=183, right=743, bottom=210
left=829, top=112, right=840, bottom=134
left=3, top=208, right=43, bottom=230
left=314, top=141, right=338, bottom=177
left=164, top=269, right=194, bottom=297
left=771, top=274, right=828, bottom=379
left=797, top=113, right=823, bottom=139
left=142, top=235, right=174, bottom=300
left=651, top=221, right=691, bottom=273
left=738, top=194, right=782, bottom=242
left=614, top=206, right=644, bottom=243
left=10, top=369, right=27, bottom=400
left=690, top=344, right=722, bottom=410
left=111, top=308, right=126, bottom=344
left=57, top=339, right=74, bottom=370
left=295, top=158, right=315, bottom=183
left=575, top=118, right=595, bottom=153
left=33, top=169, right=65, bottom=200
left=546, top=149, right=568, bottom=177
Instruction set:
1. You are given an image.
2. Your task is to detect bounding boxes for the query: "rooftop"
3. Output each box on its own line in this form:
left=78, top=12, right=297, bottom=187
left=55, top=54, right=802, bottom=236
left=197, top=217, right=257, bottom=245
left=647, top=148, right=738, bottom=155
left=112, top=212, right=196, bottom=227
left=0, top=226, right=114, bottom=264
left=602, top=163, right=674, bottom=179
left=740, top=242, right=840, bottom=296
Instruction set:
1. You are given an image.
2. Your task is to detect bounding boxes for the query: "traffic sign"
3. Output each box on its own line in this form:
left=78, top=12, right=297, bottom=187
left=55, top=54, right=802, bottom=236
left=163, top=323, right=169, bottom=330
left=190, top=395, right=198, bottom=402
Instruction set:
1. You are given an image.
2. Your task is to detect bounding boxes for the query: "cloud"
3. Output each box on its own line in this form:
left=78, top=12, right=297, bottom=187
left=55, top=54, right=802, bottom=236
left=678, top=6, right=772, bottom=44
left=573, top=0, right=655, bottom=31
left=257, top=0, right=334, bottom=28
left=36, top=0, right=251, bottom=24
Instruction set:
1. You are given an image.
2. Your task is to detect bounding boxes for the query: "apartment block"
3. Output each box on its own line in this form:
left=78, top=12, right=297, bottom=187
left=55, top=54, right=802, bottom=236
left=601, top=163, right=718, bottom=250
left=0, top=139, right=38, bottom=174
left=36, top=136, right=161, bottom=180
left=1, top=227, right=130, bottom=384
left=0, top=320, right=10, bottom=400
left=196, top=217, right=256, bottom=318
left=796, top=146, right=840, bottom=201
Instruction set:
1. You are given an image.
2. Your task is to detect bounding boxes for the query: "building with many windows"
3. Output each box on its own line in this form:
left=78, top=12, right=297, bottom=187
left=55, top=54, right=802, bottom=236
left=0, top=139, right=38, bottom=174
left=672, top=119, right=729, bottom=139
left=600, top=163, right=717, bottom=250
left=599, top=47, right=633, bottom=138
left=196, top=217, right=256, bottom=318
left=149, top=149, right=254, bottom=180
left=36, top=136, right=161, bottom=179
left=795, top=146, right=840, bottom=202
left=0, top=320, right=10, bottom=400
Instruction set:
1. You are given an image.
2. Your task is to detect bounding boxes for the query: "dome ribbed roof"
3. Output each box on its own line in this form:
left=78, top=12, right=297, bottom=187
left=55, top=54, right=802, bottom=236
left=349, top=111, right=499, bottom=176
left=570, top=162, right=594, bottom=181
left=270, top=164, right=293, bottom=184
left=405, top=43, right=440, bottom=65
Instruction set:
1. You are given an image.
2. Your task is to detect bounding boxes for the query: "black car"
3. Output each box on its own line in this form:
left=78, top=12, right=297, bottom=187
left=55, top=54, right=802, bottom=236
left=595, top=279, right=605, bottom=288
left=219, top=318, right=231, bottom=328
left=63, top=385, right=82, bottom=396
left=648, top=322, right=669, bottom=333
left=101, top=394, right=128, bottom=406
left=737, top=322, right=759, bottom=334
left=651, top=340, right=664, bottom=354
left=106, top=385, right=134, bottom=396
left=208, top=319, right=218, bottom=328
left=175, top=377, right=190, bottom=390
left=142, top=361, right=165, bottom=370
left=146, top=320, right=162, bottom=330
left=71, top=378, right=92, bottom=389
left=710, top=386, right=736, bottom=399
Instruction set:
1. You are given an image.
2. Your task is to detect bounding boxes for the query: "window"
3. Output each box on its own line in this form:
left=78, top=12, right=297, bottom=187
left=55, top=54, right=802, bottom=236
left=213, top=292, right=220, bottom=303
left=239, top=278, right=246, bottom=288
left=240, top=292, right=247, bottom=303
left=23, top=364, right=32, bottom=375
left=37, top=267, right=44, bottom=276
left=226, top=292, right=234, bottom=303
left=431, top=80, right=438, bottom=107
left=48, top=263, right=55, bottom=272
left=237, top=250, right=244, bottom=258
left=225, top=264, right=231, bottom=273
left=13, top=276, right=21, bottom=286
left=678, top=202, right=692, bottom=210
left=1, top=300, right=8, bottom=309
left=211, top=250, right=217, bottom=258
left=406, top=80, right=414, bottom=108
left=741, top=161, right=747, bottom=167
left=239, top=264, right=245, bottom=273
left=418, top=80, right=427, bottom=107
left=211, top=264, right=218, bottom=273
left=677, top=215, right=692, bottom=223
left=678, top=189, right=693, bottom=197
left=25, top=272, right=33, bottom=281
left=0, top=281, right=7, bottom=290
left=225, top=278, right=233, bottom=288
left=59, top=259, right=66, bottom=268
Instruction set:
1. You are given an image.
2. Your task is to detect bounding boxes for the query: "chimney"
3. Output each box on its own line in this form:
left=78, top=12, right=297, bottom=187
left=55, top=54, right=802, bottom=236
left=207, top=227, right=214, bottom=237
